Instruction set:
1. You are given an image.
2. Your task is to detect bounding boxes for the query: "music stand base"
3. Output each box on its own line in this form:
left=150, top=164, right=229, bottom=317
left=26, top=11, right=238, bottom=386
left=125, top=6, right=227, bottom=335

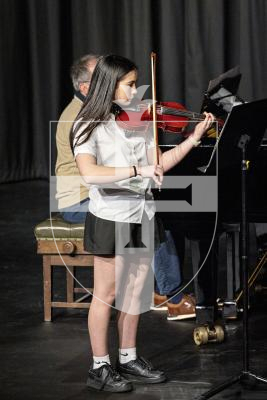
left=196, top=371, right=267, bottom=400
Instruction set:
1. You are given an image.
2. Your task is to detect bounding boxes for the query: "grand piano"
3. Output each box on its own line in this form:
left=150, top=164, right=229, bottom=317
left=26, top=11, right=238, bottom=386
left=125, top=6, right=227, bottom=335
left=156, top=94, right=267, bottom=343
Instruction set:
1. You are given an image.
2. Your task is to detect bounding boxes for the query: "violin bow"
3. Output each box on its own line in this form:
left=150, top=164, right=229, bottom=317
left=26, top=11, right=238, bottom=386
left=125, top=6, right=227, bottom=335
left=151, top=52, right=159, bottom=165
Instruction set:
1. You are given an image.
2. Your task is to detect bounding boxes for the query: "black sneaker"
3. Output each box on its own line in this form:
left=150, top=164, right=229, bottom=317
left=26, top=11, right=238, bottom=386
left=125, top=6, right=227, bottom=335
left=117, top=356, right=166, bottom=384
left=86, top=363, right=133, bottom=392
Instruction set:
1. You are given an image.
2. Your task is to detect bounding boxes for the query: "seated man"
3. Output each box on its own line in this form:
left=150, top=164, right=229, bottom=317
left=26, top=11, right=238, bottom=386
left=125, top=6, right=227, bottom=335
left=55, top=54, right=99, bottom=223
left=55, top=54, right=195, bottom=320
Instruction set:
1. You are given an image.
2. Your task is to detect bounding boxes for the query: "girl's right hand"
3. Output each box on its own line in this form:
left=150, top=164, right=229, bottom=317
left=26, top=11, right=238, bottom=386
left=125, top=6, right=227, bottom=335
left=138, top=165, right=163, bottom=187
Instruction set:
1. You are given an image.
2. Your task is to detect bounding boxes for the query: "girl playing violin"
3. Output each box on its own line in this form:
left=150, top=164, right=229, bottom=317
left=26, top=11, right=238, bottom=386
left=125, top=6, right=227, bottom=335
left=70, top=54, right=214, bottom=393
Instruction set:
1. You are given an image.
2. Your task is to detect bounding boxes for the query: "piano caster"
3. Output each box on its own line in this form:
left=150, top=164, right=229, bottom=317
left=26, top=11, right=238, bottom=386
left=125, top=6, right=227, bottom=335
left=223, top=301, right=238, bottom=320
left=193, top=324, right=225, bottom=346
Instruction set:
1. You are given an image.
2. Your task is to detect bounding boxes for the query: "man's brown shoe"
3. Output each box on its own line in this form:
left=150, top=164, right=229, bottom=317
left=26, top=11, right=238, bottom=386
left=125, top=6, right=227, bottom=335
left=150, top=293, right=168, bottom=311
left=167, top=294, right=196, bottom=320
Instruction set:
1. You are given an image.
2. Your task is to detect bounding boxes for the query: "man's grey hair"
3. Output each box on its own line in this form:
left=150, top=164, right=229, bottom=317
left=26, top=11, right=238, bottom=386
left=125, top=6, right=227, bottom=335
left=70, top=54, right=99, bottom=91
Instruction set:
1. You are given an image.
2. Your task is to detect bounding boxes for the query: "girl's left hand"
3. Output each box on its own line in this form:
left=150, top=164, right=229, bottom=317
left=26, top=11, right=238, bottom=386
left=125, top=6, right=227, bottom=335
left=192, top=112, right=215, bottom=141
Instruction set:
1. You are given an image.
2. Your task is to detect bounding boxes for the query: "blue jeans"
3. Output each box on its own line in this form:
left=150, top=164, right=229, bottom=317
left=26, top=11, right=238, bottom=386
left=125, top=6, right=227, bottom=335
left=60, top=198, right=89, bottom=223
left=61, top=202, right=183, bottom=302
left=154, top=230, right=183, bottom=303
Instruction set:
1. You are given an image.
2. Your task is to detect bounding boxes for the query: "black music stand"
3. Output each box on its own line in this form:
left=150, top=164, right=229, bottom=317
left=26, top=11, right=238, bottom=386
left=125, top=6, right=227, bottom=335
left=201, top=66, right=242, bottom=120
left=196, top=99, right=267, bottom=400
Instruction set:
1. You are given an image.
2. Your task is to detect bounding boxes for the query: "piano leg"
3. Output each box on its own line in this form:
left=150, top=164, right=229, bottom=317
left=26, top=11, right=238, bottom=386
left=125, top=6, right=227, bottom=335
left=190, top=236, right=225, bottom=345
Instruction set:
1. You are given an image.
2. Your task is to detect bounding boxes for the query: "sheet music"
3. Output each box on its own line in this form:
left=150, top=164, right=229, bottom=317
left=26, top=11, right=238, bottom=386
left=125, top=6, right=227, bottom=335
left=210, top=88, right=240, bottom=113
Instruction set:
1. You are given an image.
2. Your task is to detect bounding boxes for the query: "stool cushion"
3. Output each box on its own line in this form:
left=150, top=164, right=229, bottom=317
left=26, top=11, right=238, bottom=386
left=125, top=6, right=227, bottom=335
left=34, top=216, right=84, bottom=240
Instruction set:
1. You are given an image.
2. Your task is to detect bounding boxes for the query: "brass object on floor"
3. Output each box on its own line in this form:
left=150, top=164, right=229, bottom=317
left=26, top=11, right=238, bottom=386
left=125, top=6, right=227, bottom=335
left=193, top=325, right=225, bottom=346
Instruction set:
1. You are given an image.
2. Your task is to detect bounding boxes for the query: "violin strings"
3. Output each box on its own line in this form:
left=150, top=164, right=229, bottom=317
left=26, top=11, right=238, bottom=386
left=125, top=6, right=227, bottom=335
left=161, top=106, right=204, bottom=120
left=136, top=103, right=205, bottom=121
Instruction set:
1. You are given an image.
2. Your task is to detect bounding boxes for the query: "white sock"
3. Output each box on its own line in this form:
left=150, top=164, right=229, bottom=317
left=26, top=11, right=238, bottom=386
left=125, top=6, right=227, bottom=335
left=119, top=347, right=137, bottom=364
left=93, top=354, right=111, bottom=369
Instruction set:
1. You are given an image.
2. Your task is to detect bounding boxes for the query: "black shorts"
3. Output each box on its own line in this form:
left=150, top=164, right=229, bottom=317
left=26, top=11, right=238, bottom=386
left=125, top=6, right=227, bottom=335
left=84, top=212, right=165, bottom=256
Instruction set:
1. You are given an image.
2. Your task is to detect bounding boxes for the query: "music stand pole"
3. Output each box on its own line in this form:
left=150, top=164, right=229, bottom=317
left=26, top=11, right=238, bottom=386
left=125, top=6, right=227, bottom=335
left=240, top=135, right=250, bottom=375
left=196, top=135, right=267, bottom=400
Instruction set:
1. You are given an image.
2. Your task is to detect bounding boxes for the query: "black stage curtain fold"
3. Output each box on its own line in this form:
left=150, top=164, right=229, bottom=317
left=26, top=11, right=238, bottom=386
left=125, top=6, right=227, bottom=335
left=1, top=0, right=267, bottom=182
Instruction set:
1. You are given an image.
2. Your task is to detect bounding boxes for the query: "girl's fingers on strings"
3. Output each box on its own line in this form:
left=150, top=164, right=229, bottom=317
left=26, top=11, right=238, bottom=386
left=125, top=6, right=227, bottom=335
left=204, top=112, right=215, bottom=127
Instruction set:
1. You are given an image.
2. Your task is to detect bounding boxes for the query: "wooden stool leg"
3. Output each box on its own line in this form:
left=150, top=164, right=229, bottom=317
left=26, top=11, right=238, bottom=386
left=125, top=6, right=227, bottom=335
left=43, top=255, right=52, bottom=322
left=66, top=266, right=74, bottom=303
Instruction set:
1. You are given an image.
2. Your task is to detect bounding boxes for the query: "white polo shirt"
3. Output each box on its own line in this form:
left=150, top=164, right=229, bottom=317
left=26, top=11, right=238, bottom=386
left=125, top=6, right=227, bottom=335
left=74, top=115, right=156, bottom=223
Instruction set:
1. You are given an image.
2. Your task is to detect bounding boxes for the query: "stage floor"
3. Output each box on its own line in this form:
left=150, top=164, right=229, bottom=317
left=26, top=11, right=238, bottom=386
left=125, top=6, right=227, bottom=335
left=1, top=180, right=267, bottom=400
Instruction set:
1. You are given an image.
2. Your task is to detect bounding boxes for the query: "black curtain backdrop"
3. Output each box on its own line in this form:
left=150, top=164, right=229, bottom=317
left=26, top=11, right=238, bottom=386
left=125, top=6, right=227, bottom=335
left=1, top=0, right=267, bottom=182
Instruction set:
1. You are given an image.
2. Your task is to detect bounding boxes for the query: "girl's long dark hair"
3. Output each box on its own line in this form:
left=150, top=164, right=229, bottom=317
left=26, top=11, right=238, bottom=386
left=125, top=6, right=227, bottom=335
left=70, top=54, right=137, bottom=153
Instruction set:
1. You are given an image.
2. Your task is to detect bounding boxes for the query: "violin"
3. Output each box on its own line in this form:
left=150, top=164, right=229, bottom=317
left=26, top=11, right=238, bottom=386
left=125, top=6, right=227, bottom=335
left=116, top=52, right=223, bottom=139
left=117, top=101, right=207, bottom=132
left=116, top=100, right=224, bottom=136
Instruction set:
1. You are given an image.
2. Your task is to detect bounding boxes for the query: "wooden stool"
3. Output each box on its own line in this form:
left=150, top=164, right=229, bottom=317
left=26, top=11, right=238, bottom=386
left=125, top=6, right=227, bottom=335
left=34, top=216, right=94, bottom=321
